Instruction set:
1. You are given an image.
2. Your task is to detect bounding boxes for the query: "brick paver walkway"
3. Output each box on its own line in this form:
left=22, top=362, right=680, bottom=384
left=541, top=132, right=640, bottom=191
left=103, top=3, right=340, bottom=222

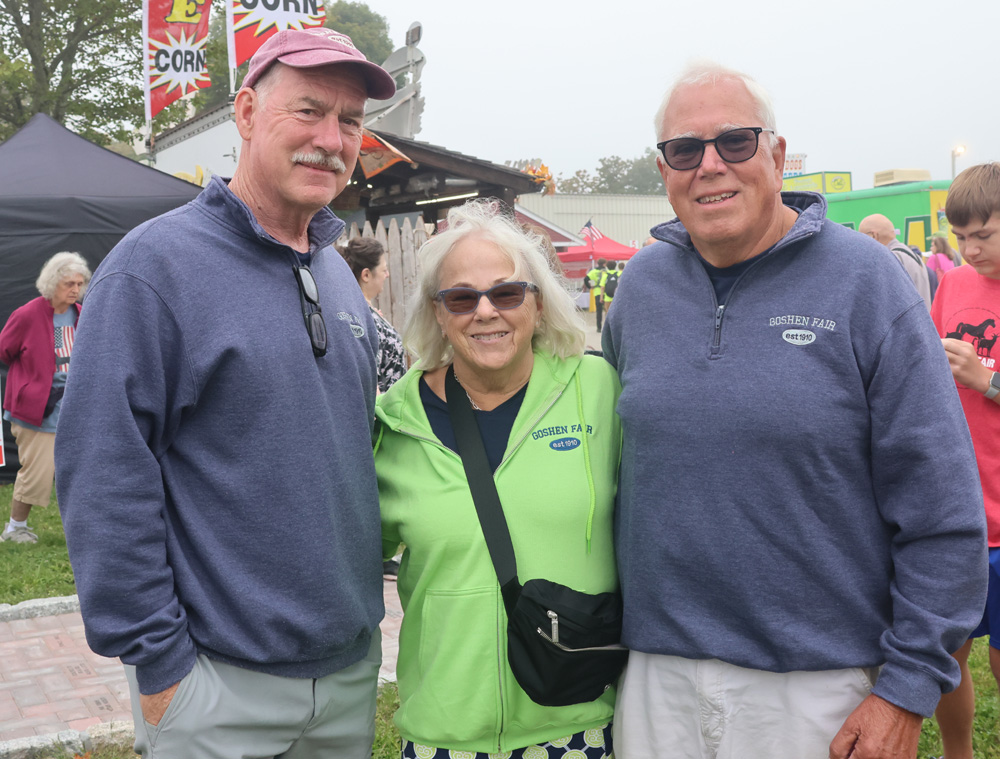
left=0, top=580, right=403, bottom=742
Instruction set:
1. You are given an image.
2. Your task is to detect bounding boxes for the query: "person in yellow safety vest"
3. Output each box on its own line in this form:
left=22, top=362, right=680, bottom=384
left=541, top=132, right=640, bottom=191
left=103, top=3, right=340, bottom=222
left=584, top=258, right=610, bottom=332
left=604, top=261, right=627, bottom=312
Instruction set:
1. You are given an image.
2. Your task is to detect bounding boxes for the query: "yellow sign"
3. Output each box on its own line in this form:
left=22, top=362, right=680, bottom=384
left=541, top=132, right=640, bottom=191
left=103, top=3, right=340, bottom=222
left=783, top=174, right=823, bottom=193
left=825, top=173, right=852, bottom=193
left=173, top=165, right=207, bottom=186
left=782, top=172, right=852, bottom=194
left=927, top=190, right=961, bottom=249
left=164, top=0, right=208, bottom=24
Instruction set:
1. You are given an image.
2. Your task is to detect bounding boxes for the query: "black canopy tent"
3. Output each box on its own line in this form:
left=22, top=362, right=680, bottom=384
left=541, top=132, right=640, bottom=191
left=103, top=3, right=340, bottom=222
left=0, top=113, right=201, bottom=481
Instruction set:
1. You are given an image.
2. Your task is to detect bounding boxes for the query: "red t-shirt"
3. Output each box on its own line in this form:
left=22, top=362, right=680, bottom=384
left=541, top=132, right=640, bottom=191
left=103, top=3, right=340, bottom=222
left=931, top=266, right=1000, bottom=546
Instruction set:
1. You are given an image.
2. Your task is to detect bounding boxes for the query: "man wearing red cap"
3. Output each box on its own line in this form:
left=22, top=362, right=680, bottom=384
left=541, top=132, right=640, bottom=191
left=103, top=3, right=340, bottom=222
left=55, top=28, right=395, bottom=759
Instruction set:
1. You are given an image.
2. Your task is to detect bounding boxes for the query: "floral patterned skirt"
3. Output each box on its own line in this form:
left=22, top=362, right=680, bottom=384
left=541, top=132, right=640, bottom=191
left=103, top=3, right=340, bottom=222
left=400, top=723, right=613, bottom=759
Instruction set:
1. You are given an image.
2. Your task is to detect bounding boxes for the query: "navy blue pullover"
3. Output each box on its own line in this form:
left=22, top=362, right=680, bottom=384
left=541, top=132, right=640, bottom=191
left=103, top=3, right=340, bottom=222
left=56, top=177, right=382, bottom=694
left=603, top=192, right=987, bottom=717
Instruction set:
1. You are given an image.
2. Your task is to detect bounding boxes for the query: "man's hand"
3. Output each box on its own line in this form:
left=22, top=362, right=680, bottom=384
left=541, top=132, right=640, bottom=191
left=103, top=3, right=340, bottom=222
left=829, top=694, right=923, bottom=759
left=139, top=681, right=180, bottom=727
left=941, top=338, right=991, bottom=392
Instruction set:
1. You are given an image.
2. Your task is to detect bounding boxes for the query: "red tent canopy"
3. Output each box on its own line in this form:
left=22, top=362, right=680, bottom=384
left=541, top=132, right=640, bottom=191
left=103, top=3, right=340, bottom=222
left=558, top=235, right=638, bottom=263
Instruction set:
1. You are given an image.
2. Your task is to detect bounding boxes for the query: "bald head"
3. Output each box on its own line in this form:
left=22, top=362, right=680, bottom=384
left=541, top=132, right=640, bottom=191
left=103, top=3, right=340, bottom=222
left=859, top=214, right=899, bottom=247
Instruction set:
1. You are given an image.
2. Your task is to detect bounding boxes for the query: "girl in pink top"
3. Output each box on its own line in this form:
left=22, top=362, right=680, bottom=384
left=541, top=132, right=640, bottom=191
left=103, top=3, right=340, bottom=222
left=927, top=234, right=961, bottom=276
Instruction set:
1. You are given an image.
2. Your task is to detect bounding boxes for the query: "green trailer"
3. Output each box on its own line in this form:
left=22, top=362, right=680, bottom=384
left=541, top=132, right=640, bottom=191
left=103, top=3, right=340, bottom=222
left=820, top=180, right=955, bottom=252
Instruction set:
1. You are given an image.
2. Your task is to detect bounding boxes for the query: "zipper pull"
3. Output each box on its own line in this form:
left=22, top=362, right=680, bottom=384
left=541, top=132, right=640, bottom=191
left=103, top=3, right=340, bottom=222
left=547, top=610, right=559, bottom=643
left=715, top=304, right=725, bottom=330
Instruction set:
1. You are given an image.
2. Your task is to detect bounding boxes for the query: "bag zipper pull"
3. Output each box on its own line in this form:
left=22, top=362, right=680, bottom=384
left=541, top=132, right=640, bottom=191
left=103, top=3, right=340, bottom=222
left=547, top=610, right=559, bottom=643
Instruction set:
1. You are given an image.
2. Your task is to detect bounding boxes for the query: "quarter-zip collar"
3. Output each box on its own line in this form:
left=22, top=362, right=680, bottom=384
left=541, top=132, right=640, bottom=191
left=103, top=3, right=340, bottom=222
left=647, top=192, right=828, bottom=359
left=196, top=175, right=346, bottom=256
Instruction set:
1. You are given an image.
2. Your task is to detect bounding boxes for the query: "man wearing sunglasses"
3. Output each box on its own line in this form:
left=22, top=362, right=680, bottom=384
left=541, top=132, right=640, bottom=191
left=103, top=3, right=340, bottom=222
left=603, top=62, right=986, bottom=759
left=54, top=28, right=396, bottom=759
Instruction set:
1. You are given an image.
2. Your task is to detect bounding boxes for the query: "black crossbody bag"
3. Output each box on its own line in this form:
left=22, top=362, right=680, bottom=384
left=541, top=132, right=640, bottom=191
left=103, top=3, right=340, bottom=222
left=444, top=367, right=627, bottom=707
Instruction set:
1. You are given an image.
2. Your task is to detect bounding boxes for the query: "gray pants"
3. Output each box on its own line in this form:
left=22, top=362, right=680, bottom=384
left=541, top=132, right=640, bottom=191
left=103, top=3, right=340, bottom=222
left=123, top=629, right=382, bottom=759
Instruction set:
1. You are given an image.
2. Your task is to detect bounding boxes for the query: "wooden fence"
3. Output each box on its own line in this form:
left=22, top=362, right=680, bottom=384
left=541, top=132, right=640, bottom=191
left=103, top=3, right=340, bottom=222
left=344, top=216, right=429, bottom=335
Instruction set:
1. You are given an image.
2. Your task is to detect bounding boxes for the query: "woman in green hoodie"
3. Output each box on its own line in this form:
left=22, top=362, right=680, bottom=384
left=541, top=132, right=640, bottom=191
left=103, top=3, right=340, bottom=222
left=374, top=200, right=622, bottom=758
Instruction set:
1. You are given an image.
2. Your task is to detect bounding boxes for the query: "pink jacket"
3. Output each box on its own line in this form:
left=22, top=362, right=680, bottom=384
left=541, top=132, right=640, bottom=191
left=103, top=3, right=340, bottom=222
left=0, top=296, right=80, bottom=427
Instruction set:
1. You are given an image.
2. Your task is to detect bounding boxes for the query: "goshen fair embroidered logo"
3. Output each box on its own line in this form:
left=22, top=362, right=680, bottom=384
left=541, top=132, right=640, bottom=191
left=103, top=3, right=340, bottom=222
left=336, top=311, right=366, bottom=338
left=533, top=423, right=593, bottom=451
left=550, top=437, right=581, bottom=451
left=769, top=314, right=836, bottom=347
left=782, top=329, right=815, bottom=346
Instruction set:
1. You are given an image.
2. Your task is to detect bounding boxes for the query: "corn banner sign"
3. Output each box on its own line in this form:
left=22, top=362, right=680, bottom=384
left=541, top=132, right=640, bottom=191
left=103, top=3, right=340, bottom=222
left=143, top=0, right=212, bottom=121
left=227, top=0, right=326, bottom=73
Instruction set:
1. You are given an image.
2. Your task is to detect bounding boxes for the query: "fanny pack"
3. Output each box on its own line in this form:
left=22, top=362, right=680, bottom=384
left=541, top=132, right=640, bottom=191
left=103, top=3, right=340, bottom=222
left=445, top=367, right=627, bottom=707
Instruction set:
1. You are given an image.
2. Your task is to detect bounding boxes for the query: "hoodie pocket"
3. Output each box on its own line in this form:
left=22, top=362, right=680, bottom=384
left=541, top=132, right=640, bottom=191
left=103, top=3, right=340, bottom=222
left=399, top=586, right=501, bottom=745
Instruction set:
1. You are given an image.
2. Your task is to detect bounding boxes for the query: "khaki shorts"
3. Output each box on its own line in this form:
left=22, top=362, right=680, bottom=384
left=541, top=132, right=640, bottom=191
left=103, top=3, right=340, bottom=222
left=10, top=423, right=56, bottom=506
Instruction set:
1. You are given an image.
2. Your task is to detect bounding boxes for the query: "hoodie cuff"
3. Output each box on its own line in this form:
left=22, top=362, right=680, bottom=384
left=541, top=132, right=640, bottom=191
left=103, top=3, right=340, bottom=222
left=132, top=635, right=198, bottom=696
left=872, top=663, right=943, bottom=718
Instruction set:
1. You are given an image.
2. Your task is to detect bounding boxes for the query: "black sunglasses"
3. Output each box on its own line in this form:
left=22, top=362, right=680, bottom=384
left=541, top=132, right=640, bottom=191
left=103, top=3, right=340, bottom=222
left=435, top=281, right=539, bottom=315
left=656, top=127, right=774, bottom=171
left=293, top=265, right=327, bottom=357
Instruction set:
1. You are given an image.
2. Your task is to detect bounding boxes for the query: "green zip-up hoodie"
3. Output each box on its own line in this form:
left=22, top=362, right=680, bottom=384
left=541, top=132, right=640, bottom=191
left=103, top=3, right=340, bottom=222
left=375, top=351, right=621, bottom=753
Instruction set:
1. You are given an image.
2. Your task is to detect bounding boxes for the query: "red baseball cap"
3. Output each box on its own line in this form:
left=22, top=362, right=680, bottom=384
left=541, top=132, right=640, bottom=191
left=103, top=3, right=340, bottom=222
left=242, top=27, right=396, bottom=100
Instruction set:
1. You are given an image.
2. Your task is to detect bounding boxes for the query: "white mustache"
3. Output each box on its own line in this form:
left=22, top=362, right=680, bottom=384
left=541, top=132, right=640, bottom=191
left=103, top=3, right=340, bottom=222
left=292, top=152, right=347, bottom=173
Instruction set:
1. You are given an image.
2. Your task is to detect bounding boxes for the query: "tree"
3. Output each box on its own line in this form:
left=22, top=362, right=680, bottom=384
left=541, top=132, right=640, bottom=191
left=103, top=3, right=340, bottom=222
left=325, top=1, right=392, bottom=66
left=615, top=148, right=663, bottom=194
left=0, top=0, right=394, bottom=145
left=0, top=0, right=194, bottom=144
left=556, top=149, right=664, bottom=195
left=558, top=169, right=598, bottom=194
left=0, top=0, right=144, bottom=142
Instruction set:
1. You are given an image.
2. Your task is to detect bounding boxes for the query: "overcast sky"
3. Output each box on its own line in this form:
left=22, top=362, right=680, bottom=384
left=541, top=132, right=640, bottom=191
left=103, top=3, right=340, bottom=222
left=363, top=0, right=998, bottom=191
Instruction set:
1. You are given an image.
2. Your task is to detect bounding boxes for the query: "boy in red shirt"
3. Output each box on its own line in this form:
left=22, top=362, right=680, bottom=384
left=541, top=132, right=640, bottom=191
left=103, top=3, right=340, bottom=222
left=931, top=162, right=1000, bottom=759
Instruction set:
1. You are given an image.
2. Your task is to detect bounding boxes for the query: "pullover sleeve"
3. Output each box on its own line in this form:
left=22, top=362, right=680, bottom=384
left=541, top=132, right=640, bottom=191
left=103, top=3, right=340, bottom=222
left=864, top=303, right=987, bottom=716
left=56, top=271, right=198, bottom=695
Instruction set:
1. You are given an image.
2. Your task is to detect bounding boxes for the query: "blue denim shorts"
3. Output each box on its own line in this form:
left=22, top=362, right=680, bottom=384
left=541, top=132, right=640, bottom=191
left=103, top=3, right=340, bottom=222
left=969, top=546, right=1000, bottom=647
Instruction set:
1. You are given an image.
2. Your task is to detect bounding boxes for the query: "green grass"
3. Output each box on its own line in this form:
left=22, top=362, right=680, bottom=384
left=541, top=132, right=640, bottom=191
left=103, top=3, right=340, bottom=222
left=0, top=484, right=76, bottom=604
left=918, top=638, right=1000, bottom=759
left=373, top=682, right=402, bottom=759
left=2, top=485, right=996, bottom=757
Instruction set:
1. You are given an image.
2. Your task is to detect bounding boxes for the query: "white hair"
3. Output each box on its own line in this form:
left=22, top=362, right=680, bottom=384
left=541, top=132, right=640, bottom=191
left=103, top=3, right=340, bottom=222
left=36, top=252, right=91, bottom=301
left=404, top=199, right=586, bottom=369
left=653, top=60, right=778, bottom=147
left=248, top=60, right=284, bottom=105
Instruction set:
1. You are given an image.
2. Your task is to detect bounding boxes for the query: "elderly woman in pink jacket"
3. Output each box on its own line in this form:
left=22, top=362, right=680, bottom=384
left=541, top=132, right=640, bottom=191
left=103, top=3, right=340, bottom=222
left=1, top=252, right=90, bottom=544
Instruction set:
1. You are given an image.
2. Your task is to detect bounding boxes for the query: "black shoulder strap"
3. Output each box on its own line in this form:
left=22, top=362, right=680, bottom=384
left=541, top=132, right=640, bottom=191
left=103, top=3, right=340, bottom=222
left=444, top=367, right=522, bottom=610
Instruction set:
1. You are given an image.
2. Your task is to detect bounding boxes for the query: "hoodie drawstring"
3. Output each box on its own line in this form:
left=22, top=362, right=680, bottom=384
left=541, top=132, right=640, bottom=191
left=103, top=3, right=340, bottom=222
left=574, top=372, right=597, bottom=554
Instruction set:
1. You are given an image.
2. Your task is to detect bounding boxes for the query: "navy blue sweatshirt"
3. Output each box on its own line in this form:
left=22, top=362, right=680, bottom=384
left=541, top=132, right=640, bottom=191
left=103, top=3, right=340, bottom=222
left=603, top=192, right=987, bottom=717
left=56, top=177, right=382, bottom=694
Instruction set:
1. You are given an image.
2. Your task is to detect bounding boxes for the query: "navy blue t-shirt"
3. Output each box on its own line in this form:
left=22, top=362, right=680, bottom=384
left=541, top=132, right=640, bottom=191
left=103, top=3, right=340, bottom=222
left=697, top=209, right=801, bottom=303
left=699, top=252, right=763, bottom=304
left=420, top=376, right=526, bottom=472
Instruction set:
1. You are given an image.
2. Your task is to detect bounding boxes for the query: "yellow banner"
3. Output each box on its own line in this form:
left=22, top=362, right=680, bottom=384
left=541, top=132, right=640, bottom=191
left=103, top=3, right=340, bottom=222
left=782, top=172, right=852, bottom=194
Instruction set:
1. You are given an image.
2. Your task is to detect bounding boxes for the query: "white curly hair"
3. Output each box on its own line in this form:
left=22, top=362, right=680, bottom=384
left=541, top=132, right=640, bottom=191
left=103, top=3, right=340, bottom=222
left=404, top=199, right=586, bottom=369
left=36, top=252, right=92, bottom=301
